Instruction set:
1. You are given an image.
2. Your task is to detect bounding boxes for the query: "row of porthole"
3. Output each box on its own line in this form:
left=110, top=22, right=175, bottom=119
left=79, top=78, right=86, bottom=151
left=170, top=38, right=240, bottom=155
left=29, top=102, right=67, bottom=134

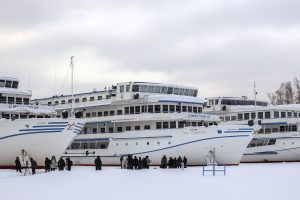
left=115, top=141, right=172, bottom=146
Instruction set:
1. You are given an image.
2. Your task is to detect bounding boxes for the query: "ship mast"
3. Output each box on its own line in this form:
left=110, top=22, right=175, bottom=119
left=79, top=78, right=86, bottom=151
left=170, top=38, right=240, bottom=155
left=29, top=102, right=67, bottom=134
left=70, top=56, right=75, bottom=118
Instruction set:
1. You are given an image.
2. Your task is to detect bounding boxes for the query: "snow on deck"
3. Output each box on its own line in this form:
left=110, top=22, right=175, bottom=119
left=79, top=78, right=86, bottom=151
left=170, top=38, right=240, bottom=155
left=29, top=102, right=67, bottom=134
left=0, top=163, right=299, bottom=200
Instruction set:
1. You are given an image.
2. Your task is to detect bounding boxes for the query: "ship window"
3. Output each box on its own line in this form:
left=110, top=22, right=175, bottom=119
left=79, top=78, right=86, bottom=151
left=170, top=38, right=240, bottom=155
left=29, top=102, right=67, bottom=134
left=98, top=112, right=102, bottom=117
left=71, top=143, right=80, bottom=149
left=68, top=99, right=72, bottom=103
left=93, top=128, right=97, bottom=133
left=135, top=106, right=140, bottom=114
left=147, top=85, right=154, bottom=93
left=141, top=106, right=146, bottom=113
left=154, top=86, right=161, bottom=93
left=20, top=114, right=27, bottom=119
left=188, top=90, right=194, bottom=96
left=170, top=105, right=175, bottom=112
left=86, top=113, right=91, bottom=118
left=61, top=100, right=65, bottom=104
left=198, top=121, right=203, bottom=126
left=231, top=116, right=237, bottom=121
left=140, top=85, right=147, bottom=92
left=0, top=80, right=5, bottom=87
left=280, top=126, right=286, bottom=132
left=193, top=107, right=197, bottom=113
left=147, top=142, right=149, bottom=145
left=120, top=85, right=124, bottom=92
left=5, top=81, right=12, bottom=88
left=89, top=143, right=96, bottom=149
left=55, top=101, right=59, bottom=105
left=238, top=114, right=243, bottom=120
left=126, top=85, right=130, bottom=92
left=163, top=105, right=168, bottom=113
left=12, top=81, right=18, bottom=88
left=182, top=106, right=187, bottom=112
left=106, top=95, right=111, bottom=99
left=272, top=128, right=279, bottom=132
left=8, top=97, right=15, bottom=104
left=117, top=110, right=122, bottom=115
left=155, top=105, right=161, bottom=113
left=100, top=144, right=107, bottom=149
left=173, top=88, right=179, bottom=95
left=90, top=97, right=95, bottom=101
left=126, top=126, right=131, bottom=131
left=298, top=113, right=300, bottom=118
left=161, top=86, right=167, bottom=94
left=198, top=107, right=202, bottom=113
left=109, top=127, right=113, bottom=133
left=188, top=106, right=192, bottom=112
left=292, top=126, right=297, bottom=132
left=0, top=96, right=6, bottom=103
left=135, top=126, right=140, bottom=130
left=265, top=128, right=271, bottom=134
left=244, top=113, right=250, bottom=120
left=191, top=122, right=196, bottom=126
left=184, top=89, right=189, bottom=96
left=265, top=112, right=271, bottom=119
left=81, top=143, right=88, bottom=149
left=156, top=122, right=162, bottom=129
left=176, top=105, right=181, bottom=113
left=104, top=111, right=109, bottom=116
left=163, top=122, right=169, bottom=129
left=97, top=96, right=102, bottom=100
left=179, top=88, right=184, bottom=95
left=101, top=128, right=105, bottom=133
left=281, top=112, right=286, bottom=118
left=251, top=113, right=256, bottom=119
left=132, top=84, right=139, bottom=92
left=130, top=107, right=134, bottom=114
left=274, top=111, right=279, bottom=118
left=82, top=98, right=87, bottom=102
left=294, top=112, right=297, bottom=118
left=170, top=121, right=176, bottom=128
left=110, top=111, right=115, bottom=116
left=148, top=105, right=154, bottom=113
left=92, top=112, right=96, bottom=117
left=23, top=98, right=29, bottom=105
left=29, top=115, right=36, bottom=118
left=16, top=98, right=22, bottom=104
left=167, top=87, right=173, bottom=94
left=268, top=139, right=276, bottom=145
left=225, top=116, right=230, bottom=121
left=75, top=98, right=79, bottom=103
left=193, top=90, right=198, bottom=97
left=287, top=112, right=292, bottom=118
left=125, top=107, right=129, bottom=114
left=258, top=112, right=263, bottom=119
left=144, top=125, right=150, bottom=130
left=117, top=127, right=122, bottom=132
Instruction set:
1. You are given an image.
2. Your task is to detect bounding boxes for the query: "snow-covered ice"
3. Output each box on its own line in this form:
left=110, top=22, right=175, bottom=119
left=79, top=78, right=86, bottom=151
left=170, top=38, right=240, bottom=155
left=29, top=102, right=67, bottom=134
left=0, top=163, right=299, bottom=200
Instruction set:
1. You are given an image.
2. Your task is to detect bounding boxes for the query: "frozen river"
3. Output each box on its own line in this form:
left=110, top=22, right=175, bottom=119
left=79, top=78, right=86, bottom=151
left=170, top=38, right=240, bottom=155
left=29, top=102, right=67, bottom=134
left=0, top=163, right=299, bottom=200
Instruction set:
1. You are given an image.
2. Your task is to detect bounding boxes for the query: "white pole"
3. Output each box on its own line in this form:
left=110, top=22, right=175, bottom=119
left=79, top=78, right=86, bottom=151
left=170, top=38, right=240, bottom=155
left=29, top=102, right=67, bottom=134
left=70, top=56, right=74, bottom=118
left=254, top=81, right=257, bottom=120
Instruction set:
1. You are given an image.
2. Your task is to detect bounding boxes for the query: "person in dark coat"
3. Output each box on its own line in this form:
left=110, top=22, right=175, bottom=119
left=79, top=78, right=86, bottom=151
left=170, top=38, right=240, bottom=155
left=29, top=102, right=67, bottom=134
left=94, top=156, right=102, bottom=170
left=173, top=157, right=177, bottom=168
left=133, top=156, right=138, bottom=170
left=15, top=157, right=22, bottom=173
left=127, top=155, right=133, bottom=169
left=120, top=156, right=123, bottom=169
left=138, top=157, right=142, bottom=169
left=183, top=156, right=187, bottom=168
left=30, top=158, right=37, bottom=175
left=66, top=157, right=73, bottom=171
left=168, top=157, right=174, bottom=168
left=161, top=155, right=167, bottom=169
left=177, top=156, right=183, bottom=168
left=142, top=157, right=147, bottom=169
left=57, top=157, right=66, bottom=171
left=44, top=157, right=51, bottom=173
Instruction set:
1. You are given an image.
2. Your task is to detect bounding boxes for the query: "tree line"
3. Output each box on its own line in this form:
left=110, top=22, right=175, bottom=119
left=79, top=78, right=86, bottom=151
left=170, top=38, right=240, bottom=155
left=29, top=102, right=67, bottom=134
left=268, top=78, right=300, bottom=105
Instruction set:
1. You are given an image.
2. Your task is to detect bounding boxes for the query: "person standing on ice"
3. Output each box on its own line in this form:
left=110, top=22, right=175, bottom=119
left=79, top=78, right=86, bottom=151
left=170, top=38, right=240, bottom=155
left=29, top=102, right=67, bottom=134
left=177, top=156, right=183, bottom=168
left=146, top=156, right=151, bottom=169
left=15, top=157, right=22, bottom=173
left=57, top=157, right=66, bottom=171
left=183, top=156, right=187, bottom=168
left=66, top=157, right=73, bottom=171
left=94, top=156, right=102, bottom=171
left=120, top=156, right=123, bottom=169
left=44, top=157, right=51, bottom=173
left=30, top=157, right=37, bottom=175
left=50, top=156, right=57, bottom=171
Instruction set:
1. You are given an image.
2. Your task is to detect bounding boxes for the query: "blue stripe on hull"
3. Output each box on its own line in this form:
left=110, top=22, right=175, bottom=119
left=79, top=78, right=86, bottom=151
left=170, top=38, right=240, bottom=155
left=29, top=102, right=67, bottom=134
left=19, top=128, right=65, bottom=132
left=0, top=130, right=64, bottom=141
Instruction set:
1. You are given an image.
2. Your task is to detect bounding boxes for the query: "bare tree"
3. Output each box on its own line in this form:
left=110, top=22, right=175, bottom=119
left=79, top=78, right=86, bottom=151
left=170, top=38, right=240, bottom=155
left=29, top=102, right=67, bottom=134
left=294, top=78, right=300, bottom=104
left=268, top=80, right=298, bottom=105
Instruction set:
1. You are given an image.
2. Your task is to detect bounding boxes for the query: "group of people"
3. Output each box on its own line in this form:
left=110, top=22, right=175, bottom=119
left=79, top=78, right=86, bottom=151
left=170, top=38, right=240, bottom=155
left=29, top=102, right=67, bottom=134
left=15, top=156, right=37, bottom=175
left=160, top=155, right=187, bottom=169
left=44, top=156, right=73, bottom=172
left=120, top=155, right=151, bottom=169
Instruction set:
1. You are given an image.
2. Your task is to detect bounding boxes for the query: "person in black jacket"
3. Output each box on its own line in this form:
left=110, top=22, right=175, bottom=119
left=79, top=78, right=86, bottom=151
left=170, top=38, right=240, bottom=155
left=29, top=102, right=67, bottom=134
left=15, top=157, right=22, bottom=173
left=94, top=156, right=102, bottom=170
left=57, top=157, right=66, bottom=171
left=30, top=158, right=37, bottom=175
left=133, top=156, right=138, bottom=170
left=120, top=156, right=123, bottom=169
left=66, top=157, right=73, bottom=171
left=183, top=156, right=187, bottom=168
left=44, top=157, right=51, bottom=173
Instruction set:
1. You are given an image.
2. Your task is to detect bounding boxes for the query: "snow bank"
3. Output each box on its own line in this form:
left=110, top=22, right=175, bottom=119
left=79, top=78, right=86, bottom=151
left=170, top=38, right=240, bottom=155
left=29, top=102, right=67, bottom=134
left=0, top=163, right=299, bottom=200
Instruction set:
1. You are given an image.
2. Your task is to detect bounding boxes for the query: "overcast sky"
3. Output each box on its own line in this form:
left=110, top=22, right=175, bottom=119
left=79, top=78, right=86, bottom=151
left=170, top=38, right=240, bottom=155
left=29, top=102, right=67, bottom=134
left=1, top=0, right=299, bottom=100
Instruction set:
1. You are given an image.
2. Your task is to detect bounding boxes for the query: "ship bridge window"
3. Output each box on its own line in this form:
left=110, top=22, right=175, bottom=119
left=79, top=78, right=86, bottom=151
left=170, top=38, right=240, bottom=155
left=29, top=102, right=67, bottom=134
left=120, top=85, right=124, bottom=92
left=147, top=85, right=154, bottom=93
left=161, top=86, right=167, bottom=94
left=272, top=128, right=279, bottom=132
left=170, top=105, right=175, bottom=112
left=214, top=99, right=219, bottom=105
left=193, top=90, right=198, bottom=97
left=179, top=88, right=184, bottom=95
left=155, top=105, right=161, bottom=113
left=280, top=126, right=286, bottom=132
left=0, top=80, right=5, bottom=87
left=71, top=143, right=80, bottom=149
left=55, top=101, right=59, bottom=105
left=148, top=105, right=154, bottom=113
left=163, top=105, right=168, bottom=113
left=117, top=127, right=122, bottom=132
left=193, top=107, right=197, bottom=113
left=5, top=81, right=12, bottom=88
left=110, top=111, right=115, bottom=116
left=154, top=86, right=161, bottom=93
left=258, top=112, right=263, bottom=119
left=274, top=111, right=279, bottom=118
left=167, top=87, right=173, bottom=94
left=294, top=112, right=297, bottom=118
left=188, top=90, right=194, bottom=96
left=188, top=106, right=192, bottom=112
left=265, top=112, right=271, bottom=119
left=182, top=106, right=187, bottom=112
left=184, top=89, right=189, bottom=96
left=98, top=112, right=102, bottom=117
left=291, top=125, right=297, bottom=132
left=8, top=97, right=15, bottom=104
left=198, top=107, right=202, bottom=113
left=109, top=127, right=113, bottom=133
left=281, top=112, right=286, bottom=118
left=16, top=98, right=22, bottom=104
left=176, top=105, right=181, bottom=112
left=132, top=84, right=139, bottom=92
left=126, top=85, right=130, bottom=92
left=12, top=81, right=18, bottom=89
left=140, top=85, right=147, bottom=92
left=287, top=112, right=292, bottom=118
left=173, top=88, right=179, bottom=95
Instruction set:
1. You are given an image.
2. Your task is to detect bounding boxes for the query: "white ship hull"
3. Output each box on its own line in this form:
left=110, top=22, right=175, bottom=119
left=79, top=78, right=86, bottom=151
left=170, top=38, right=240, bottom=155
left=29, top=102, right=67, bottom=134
left=65, top=125, right=259, bottom=166
left=0, top=118, right=85, bottom=167
left=242, top=132, right=300, bottom=163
